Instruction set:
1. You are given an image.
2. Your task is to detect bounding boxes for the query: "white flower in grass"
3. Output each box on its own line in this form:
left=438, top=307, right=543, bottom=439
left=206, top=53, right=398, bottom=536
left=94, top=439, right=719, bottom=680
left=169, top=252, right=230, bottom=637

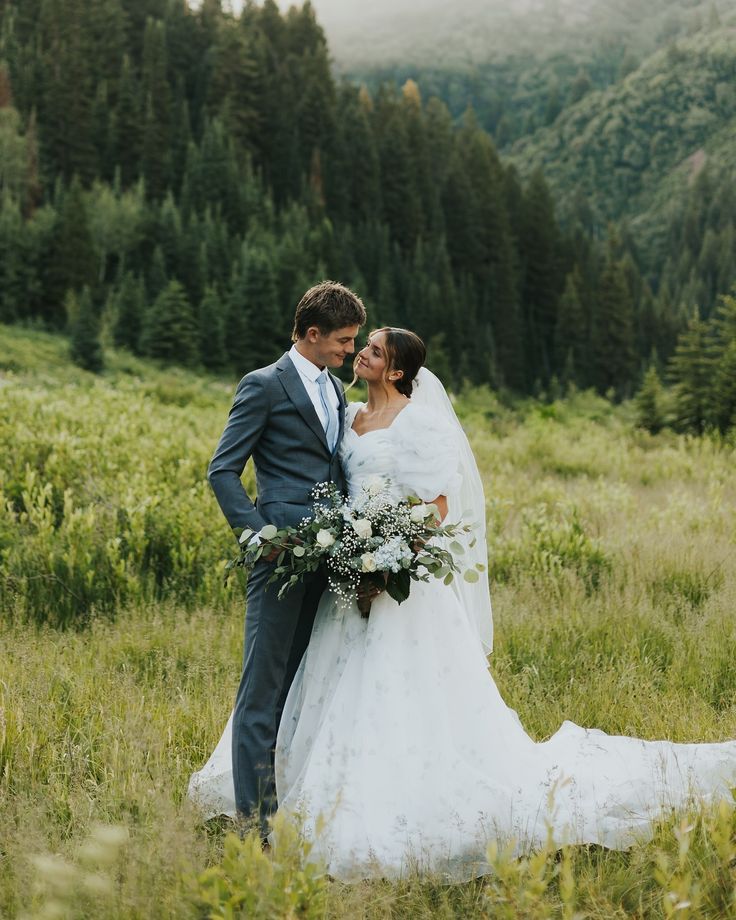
left=410, top=503, right=429, bottom=523
left=316, top=529, right=335, bottom=549
left=360, top=552, right=377, bottom=572
left=353, top=518, right=372, bottom=539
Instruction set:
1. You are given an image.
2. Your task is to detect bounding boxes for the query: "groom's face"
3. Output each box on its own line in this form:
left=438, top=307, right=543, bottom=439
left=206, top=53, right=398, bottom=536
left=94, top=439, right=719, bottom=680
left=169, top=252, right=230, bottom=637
left=309, top=325, right=360, bottom=368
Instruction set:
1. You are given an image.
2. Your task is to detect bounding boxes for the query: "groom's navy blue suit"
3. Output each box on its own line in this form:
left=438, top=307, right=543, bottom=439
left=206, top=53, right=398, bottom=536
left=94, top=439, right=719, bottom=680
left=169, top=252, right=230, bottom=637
left=208, top=351, right=346, bottom=833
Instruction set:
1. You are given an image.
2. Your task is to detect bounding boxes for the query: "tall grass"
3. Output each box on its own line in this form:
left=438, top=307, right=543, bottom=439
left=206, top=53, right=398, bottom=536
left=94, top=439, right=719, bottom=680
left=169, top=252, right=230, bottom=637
left=1, top=326, right=736, bottom=917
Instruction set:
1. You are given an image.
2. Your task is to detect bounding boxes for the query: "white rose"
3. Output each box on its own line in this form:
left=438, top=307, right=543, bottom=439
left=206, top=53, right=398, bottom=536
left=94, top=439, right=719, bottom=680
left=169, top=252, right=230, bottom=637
left=366, top=475, right=385, bottom=496
left=410, top=503, right=428, bottom=523
left=352, top=518, right=372, bottom=540
left=360, top=552, right=377, bottom=572
left=316, top=529, right=335, bottom=549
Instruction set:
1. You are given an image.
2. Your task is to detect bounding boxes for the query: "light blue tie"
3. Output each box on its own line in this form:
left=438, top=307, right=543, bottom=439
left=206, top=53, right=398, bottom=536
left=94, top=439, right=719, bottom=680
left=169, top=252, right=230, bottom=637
left=316, top=369, right=338, bottom=452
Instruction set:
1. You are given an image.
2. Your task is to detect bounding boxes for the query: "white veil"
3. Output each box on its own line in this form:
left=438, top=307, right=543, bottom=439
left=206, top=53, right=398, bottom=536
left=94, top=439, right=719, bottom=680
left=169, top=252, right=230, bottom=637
left=411, top=368, right=493, bottom=654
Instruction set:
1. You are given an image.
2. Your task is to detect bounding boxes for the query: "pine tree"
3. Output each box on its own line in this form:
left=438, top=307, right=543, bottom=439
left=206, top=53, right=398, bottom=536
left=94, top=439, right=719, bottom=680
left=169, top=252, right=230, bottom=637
left=591, top=255, right=637, bottom=397
left=554, top=268, right=589, bottom=386
left=38, top=0, right=97, bottom=183
left=140, top=18, right=171, bottom=200
left=330, top=85, right=380, bottom=226
left=147, top=245, right=168, bottom=300
left=709, top=292, right=736, bottom=432
left=139, top=279, right=198, bottom=365
left=519, top=169, right=563, bottom=382
left=197, top=285, right=228, bottom=370
left=111, top=55, right=142, bottom=188
left=375, top=94, right=421, bottom=253
left=206, top=19, right=261, bottom=157
left=239, top=246, right=283, bottom=370
left=635, top=364, right=666, bottom=433
left=112, top=271, right=145, bottom=352
left=713, top=339, right=736, bottom=433
left=0, top=190, right=24, bottom=322
left=70, top=286, right=104, bottom=372
left=46, top=177, right=96, bottom=326
left=667, top=311, right=716, bottom=433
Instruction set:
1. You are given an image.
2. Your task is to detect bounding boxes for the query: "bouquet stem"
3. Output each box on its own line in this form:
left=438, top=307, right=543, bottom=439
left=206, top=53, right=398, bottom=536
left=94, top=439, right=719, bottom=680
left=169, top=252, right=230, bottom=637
left=357, top=595, right=372, bottom=618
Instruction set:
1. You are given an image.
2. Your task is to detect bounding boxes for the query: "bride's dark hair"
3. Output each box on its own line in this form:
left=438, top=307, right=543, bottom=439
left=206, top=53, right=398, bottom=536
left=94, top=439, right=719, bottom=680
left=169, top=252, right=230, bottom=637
left=372, top=327, right=426, bottom=397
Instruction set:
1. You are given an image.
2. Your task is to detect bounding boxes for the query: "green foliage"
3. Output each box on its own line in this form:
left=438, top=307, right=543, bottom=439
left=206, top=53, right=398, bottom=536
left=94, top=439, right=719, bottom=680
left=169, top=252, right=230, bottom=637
left=47, top=177, right=97, bottom=327
left=69, top=287, right=104, bottom=374
left=490, top=502, right=610, bottom=592
left=636, top=364, right=667, bottom=433
left=112, top=271, right=145, bottom=352
left=591, top=252, right=637, bottom=398
left=190, top=818, right=327, bottom=919
left=2, top=327, right=736, bottom=917
left=197, top=285, right=228, bottom=371
left=667, top=300, right=735, bottom=434
left=0, top=328, right=237, bottom=626
left=140, top=279, right=198, bottom=366
left=0, top=0, right=672, bottom=392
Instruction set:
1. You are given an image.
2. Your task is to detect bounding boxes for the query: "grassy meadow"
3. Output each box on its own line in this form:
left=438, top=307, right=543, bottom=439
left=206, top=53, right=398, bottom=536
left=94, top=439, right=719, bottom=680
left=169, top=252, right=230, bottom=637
left=1, top=324, right=736, bottom=918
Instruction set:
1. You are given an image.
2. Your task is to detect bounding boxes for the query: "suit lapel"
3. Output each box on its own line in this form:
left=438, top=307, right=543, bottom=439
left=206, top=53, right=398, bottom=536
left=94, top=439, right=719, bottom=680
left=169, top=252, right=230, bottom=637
left=276, top=353, right=330, bottom=453
left=329, top=372, right=347, bottom=449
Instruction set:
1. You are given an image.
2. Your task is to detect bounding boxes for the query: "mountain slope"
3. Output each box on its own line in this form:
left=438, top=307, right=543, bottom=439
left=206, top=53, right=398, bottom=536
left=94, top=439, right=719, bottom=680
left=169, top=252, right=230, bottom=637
left=311, top=0, right=730, bottom=71
left=508, top=30, right=736, bottom=258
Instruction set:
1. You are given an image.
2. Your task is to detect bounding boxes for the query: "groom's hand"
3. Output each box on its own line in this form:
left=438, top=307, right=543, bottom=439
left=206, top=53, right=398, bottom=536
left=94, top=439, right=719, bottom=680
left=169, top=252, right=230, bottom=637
left=262, top=534, right=304, bottom=564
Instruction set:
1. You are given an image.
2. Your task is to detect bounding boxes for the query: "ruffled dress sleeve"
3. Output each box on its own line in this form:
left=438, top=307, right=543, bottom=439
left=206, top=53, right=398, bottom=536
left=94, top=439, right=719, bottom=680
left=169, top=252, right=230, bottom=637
left=392, top=403, right=462, bottom=501
left=344, top=401, right=362, bottom=430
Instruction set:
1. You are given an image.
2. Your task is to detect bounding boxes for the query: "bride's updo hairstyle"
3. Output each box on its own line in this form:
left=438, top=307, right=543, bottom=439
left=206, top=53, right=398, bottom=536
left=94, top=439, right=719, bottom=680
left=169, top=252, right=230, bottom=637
left=374, top=326, right=426, bottom=397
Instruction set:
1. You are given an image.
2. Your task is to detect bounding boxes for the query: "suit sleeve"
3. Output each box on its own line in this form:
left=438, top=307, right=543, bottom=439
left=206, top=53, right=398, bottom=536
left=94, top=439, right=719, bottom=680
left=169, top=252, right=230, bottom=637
left=208, top=373, right=270, bottom=538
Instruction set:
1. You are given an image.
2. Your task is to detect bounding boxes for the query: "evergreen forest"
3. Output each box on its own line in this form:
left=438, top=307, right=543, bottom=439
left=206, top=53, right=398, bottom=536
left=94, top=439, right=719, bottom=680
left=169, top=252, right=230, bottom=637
left=0, top=0, right=734, bottom=427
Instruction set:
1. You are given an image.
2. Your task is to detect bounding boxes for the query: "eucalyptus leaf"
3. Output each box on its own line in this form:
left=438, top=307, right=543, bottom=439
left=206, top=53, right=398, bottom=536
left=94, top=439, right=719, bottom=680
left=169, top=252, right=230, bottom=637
left=450, top=540, right=465, bottom=555
left=260, top=524, right=278, bottom=541
left=292, top=545, right=306, bottom=557
left=443, top=572, right=454, bottom=585
left=464, top=569, right=480, bottom=583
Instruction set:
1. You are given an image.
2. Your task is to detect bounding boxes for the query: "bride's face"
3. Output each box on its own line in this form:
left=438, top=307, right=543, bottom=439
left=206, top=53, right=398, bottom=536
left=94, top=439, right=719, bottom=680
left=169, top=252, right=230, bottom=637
left=355, top=332, right=390, bottom=382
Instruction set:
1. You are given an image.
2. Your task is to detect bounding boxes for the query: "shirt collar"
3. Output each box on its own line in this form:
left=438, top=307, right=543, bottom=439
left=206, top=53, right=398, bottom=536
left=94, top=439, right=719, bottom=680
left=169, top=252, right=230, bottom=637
left=289, top=344, right=325, bottom=382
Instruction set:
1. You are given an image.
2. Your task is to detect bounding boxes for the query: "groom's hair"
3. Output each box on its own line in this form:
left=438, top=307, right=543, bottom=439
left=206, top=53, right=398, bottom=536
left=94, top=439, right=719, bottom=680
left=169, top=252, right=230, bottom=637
left=292, top=281, right=367, bottom=340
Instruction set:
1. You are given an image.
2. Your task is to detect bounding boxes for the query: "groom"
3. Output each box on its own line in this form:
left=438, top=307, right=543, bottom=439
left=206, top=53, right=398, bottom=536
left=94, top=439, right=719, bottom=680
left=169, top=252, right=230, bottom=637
left=208, top=280, right=366, bottom=838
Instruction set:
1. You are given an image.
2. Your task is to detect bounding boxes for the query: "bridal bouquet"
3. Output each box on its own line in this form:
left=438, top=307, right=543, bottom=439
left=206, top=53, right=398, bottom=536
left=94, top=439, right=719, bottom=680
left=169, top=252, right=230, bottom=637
left=226, top=478, right=485, bottom=616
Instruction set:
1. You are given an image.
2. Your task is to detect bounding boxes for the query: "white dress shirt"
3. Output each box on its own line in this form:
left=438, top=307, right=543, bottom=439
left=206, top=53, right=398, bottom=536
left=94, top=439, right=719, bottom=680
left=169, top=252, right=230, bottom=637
left=288, top=344, right=340, bottom=432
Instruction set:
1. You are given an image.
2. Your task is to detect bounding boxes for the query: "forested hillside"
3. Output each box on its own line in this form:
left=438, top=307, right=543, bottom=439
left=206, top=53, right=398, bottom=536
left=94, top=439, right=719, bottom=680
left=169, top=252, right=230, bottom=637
left=0, top=0, right=661, bottom=397
left=0, top=0, right=734, bottom=404
left=510, top=31, right=736, bottom=297
left=320, top=0, right=734, bottom=144
left=325, top=0, right=736, bottom=393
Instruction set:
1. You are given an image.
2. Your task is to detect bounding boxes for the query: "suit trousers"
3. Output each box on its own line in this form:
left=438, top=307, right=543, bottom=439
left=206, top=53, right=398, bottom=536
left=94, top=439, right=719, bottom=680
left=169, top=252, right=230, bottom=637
left=232, top=558, right=327, bottom=836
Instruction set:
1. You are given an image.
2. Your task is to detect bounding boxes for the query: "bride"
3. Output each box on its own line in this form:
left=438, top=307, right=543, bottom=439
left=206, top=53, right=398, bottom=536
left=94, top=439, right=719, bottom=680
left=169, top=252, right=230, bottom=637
left=190, top=326, right=736, bottom=882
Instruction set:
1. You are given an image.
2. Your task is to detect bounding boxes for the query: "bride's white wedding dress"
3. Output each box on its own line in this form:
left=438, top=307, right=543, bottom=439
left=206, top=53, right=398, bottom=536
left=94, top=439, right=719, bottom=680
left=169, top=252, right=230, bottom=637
left=189, top=386, right=736, bottom=883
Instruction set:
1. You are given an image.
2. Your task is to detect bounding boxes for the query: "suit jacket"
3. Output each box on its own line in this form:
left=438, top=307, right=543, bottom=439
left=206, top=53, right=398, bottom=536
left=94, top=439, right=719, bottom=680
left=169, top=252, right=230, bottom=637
left=208, top=352, right=348, bottom=537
